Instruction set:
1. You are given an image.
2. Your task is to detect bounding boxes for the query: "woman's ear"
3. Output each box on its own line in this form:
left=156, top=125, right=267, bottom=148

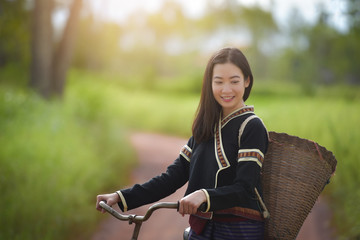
left=245, top=77, right=250, bottom=88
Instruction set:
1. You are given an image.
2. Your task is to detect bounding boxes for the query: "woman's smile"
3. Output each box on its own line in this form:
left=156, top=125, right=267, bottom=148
left=221, top=96, right=235, bottom=102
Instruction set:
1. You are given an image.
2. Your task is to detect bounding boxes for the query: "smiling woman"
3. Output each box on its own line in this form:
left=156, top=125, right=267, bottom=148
left=96, top=47, right=269, bottom=240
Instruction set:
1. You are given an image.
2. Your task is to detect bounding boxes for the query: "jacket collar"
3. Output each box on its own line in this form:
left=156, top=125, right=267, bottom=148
left=221, top=106, right=254, bottom=128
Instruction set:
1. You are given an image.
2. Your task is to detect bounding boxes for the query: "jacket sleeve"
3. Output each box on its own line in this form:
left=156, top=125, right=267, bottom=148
left=117, top=138, right=192, bottom=212
left=204, top=118, right=268, bottom=211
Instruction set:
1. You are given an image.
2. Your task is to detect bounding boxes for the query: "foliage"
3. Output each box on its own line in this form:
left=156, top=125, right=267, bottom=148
left=2, top=0, right=360, bottom=96
left=343, top=0, right=360, bottom=33
left=72, top=15, right=123, bottom=70
left=0, top=68, right=135, bottom=240
left=298, top=12, right=360, bottom=86
left=69, top=0, right=360, bottom=94
left=67, top=69, right=199, bottom=137
left=0, top=0, right=30, bottom=66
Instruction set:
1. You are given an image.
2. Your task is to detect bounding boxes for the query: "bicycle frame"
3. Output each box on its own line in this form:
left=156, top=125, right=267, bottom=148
left=99, top=201, right=178, bottom=240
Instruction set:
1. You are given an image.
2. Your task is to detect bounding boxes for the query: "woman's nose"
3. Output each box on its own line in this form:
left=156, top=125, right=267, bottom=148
left=221, top=83, right=232, bottom=93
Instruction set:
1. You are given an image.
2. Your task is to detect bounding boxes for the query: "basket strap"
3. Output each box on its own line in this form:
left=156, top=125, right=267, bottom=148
left=238, top=115, right=270, bottom=220
left=238, top=115, right=269, bottom=148
left=312, top=141, right=324, bottom=161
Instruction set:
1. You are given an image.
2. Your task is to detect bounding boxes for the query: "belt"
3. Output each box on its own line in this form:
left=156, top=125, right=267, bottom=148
left=194, top=206, right=263, bottom=222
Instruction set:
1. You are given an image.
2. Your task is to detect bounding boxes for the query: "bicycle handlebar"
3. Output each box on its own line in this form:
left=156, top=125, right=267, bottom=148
left=99, top=201, right=179, bottom=223
left=99, top=201, right=207, bottom=224
left=99, top=201, right=207, bottom=240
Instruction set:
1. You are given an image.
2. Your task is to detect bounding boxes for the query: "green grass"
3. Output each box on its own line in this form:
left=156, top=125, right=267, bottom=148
left=0, top=70, right=136, bottom=239
left=1, top=67, right=359, bottom=239
left=67, top=70, right=200, bottom=137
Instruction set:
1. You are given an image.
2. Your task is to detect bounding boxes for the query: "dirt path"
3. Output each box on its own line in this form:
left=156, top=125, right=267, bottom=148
left=92, top=132, right=336, bottom=240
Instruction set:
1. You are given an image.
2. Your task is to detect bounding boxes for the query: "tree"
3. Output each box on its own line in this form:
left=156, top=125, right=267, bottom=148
left=30, top=0, right=82, bottom=98
left=195, top=2, right=278, bottom=78
left=72, top=16, right=123, bottom=70
left=30, top=0, right=53, bottom=97
left=344, top=0, right=360, bottom=33
left=52, top=0, right=82, bottom=95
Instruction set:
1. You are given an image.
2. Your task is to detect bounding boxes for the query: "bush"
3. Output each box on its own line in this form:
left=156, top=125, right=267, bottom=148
left=0, top=79, right=135, bottom=239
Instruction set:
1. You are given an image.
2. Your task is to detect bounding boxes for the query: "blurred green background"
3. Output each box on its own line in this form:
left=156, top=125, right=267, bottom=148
left=1, top=0, right=359, bottom=239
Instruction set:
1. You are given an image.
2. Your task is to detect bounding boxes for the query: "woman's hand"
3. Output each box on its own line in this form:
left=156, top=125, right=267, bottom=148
left=178, top=190, right=207, bottom=216
left=96, top=192, right=120, bottom=213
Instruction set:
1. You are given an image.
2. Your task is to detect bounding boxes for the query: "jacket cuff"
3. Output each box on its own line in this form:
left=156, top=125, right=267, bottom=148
left=200, top=189, right=211, bottom=212
left=116, top=190, right=128, bottom=212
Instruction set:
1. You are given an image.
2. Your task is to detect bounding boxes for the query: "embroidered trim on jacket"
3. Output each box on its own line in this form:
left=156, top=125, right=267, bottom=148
left=215, top=124, right=230, bottom=169
left=180, top=145, right=192, bottom=162
left=214, top=118, right=231, bottom=188
left=238, top=149, right=264, bottom=168
left=221, top=106, right=254, bottom=127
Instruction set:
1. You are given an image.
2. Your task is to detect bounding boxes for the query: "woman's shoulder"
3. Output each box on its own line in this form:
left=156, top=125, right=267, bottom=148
left=245, top=114, right=265, bottom=126
left=242, top=114, right=267, bottom=132
left=238, top=114, right=269, bottom=150
left=237, top=113, right=267, bottom=136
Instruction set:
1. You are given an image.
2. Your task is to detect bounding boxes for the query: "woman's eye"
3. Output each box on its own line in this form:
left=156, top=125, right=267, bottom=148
left=231, top=80, right=240, bottom=84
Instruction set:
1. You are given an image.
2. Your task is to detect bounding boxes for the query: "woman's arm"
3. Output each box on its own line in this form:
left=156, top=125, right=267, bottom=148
left=118, top=156, right=190, bottom=211
left=116, top=137, right=195, bottom=212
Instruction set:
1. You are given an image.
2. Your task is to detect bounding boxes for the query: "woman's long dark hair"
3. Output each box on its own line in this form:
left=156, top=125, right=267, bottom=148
left=192, top=47, right=254, bottom=143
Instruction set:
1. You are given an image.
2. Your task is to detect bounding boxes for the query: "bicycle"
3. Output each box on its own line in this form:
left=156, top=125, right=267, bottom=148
left=99, top=201, right=205, bottom=240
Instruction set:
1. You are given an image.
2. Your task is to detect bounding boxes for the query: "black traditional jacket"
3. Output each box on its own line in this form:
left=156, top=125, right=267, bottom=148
left=117, top=106, right=268, bottom=221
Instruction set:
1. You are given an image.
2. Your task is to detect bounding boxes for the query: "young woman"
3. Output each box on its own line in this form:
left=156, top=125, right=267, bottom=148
left=96, top=47, right=268, bottom=239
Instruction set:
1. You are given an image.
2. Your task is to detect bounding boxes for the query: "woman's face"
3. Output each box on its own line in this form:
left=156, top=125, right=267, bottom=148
left=212, top=62, right=250, bottom=117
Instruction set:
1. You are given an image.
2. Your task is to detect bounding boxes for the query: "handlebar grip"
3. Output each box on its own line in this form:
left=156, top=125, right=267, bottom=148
left=176, top=202, right=208, bottom=212
left=198, top=202, right=207, bottom=212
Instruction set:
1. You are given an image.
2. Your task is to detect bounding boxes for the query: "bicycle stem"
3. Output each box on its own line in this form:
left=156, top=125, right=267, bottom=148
left=99, top=201, right=179, bottom=240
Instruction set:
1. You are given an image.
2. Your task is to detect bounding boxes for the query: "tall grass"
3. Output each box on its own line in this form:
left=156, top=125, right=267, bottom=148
left=0, top=70, right=135, bottom=239
left=67, top=70, right=199, bottom=137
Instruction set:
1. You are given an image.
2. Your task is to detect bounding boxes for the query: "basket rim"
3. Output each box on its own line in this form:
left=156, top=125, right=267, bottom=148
left=267, top=131, right=337, bottom=174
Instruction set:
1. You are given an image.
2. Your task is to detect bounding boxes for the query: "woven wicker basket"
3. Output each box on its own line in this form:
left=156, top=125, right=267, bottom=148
left=262, top=132, right=337, bottom=240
